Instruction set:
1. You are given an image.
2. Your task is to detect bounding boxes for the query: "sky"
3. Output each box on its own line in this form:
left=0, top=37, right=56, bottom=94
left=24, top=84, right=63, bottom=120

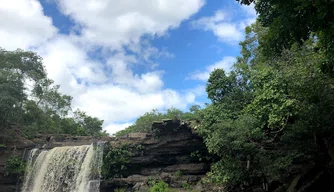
left=0, top=0, right=256, bottom=134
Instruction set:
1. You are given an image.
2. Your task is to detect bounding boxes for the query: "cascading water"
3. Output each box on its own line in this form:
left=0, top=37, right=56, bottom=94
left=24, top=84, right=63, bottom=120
left=21, top=142, right=104, bottom=192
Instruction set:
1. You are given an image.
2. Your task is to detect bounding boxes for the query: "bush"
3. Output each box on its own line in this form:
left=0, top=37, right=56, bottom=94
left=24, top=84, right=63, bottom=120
left=149, top=181, right=170, bottom=192
left=182, top=182, right=192, bottom=190
left=4, top=156, right=25, bottom=179
left=175, top=170, right=183, bottom=177
left=101, top=144, right=132, bottom=179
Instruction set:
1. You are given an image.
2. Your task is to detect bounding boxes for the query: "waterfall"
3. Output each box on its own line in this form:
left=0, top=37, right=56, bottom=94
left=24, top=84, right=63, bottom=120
left=21, top=143, right=103, bottom=192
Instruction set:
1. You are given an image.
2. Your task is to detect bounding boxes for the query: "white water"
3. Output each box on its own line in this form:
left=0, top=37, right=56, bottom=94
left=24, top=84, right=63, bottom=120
left=21, top=143, right=103, bottom=192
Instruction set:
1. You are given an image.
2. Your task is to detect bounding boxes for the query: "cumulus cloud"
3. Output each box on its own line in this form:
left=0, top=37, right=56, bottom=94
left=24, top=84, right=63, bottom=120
left=0, top=0, right=205, bottom=134
left=76, top=85, right=195, bottom=123
left=189, top=56, right=236, bottom=81
left=0, top=0, right=57, bottom=50
left=55, top=0, right=205, bottom=48
left=191, top=4, right=256, bottom=43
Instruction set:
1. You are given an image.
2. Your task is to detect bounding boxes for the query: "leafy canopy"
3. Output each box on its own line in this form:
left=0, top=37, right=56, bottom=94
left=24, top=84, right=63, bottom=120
left=198, top=21, right=334, bottom=190
left=0, top=48, right=107, bottom=139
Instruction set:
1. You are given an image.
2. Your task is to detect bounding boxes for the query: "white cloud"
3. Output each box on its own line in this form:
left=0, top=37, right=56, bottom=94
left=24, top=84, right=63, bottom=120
left=75, top=86, right=195, bottom=124
left=192, top=11, right=243, bottom=42
left=104, top=122, right=134, bottom=136
left=0, top=0, right=57, bottom=50
left=191, top=4, right=256, bottom=44
left=0, top=0, right=206, bottom=135
left=189, top=56, right=236, bottom=81
left=55, top=0, right=205, bottom=49
left=106, top=52, right=164, bottom=93
left=37, top=37, right=107, bottom=87
left=187, top=85, right=206, bottom=96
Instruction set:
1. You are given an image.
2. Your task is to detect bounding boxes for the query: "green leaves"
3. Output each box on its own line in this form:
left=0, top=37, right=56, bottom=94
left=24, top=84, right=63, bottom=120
left=114, top=106, right=204, bottom=137
left=248, top=0, right=334, bottom=74
left=4, top=156, right=26, bottom=180
left=101, top=144, right=133, bottom=179
left=0, top=48, right=46, bottom=125
left=198, top=20, right=334, bottom=189
left=0, top=48, right=106, bottom=137
left=149, top=181, right=171, bottom=192
left=73, top=109, right=104, bottom=136
left=32, top=78, right=73, bottom=117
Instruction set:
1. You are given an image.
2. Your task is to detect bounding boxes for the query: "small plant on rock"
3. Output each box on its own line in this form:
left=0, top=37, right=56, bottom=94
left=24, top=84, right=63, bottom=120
left=182, top=182, right=192, bottom=191
left=175, top=170, right=183, bottom=177
left=4, top=156, right=25, bottom=180
left=101, top=144, right=132, bottom=179
left=149, top=181, right=170, bottom=192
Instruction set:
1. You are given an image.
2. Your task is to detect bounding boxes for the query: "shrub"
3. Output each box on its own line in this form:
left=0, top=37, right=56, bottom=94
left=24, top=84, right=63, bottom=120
left=101, top=144, right=132, bottom=179
left=175, top=170, right=183, bottom=177
left=149, top=181, right=170, bottom=192
left=182, top=182, right=192, bottom=190
left=4, top=156, right=25, bottom=179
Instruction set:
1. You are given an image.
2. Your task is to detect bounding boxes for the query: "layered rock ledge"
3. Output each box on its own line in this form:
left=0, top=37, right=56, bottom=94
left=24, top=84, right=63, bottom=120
left=0, top=119, right=210, bottom=191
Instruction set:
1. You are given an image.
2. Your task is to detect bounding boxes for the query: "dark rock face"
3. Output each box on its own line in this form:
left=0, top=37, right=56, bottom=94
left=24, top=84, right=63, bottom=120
left=100, top=119, right=210, bottom=191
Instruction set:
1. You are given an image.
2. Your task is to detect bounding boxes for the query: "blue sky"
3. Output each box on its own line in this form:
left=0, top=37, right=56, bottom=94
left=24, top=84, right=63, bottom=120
left=0, top=0, right=256, bottom=134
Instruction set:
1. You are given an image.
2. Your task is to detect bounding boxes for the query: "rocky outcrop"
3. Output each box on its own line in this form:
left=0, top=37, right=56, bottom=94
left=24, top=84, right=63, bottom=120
left=101, top=119, right=210, bottom=191
left=0, top=119, right=211, bottom=191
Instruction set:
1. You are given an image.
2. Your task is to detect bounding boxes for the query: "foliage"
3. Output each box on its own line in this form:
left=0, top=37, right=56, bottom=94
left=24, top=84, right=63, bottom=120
left=190, top=149, right=218, bottom=163
left=175, top=170, right=183, bottom=177
left=114, top=106, right=203, bottom=137
left=4, top=156, right=25, bottom=179
left=236, top=0, right=334, bottom=75
left=198, top=21, right=334, bottom=190
left=0, top=48, right=106, bottom=138
left=182, top=182, right=192, bottom=191
left=0, top=48, right=46, bottom=125
left=73, top=109, right=106, bottom=136
left=101, top=144, right=133, bottom=179
left=149, top=181, right=171, bottom=192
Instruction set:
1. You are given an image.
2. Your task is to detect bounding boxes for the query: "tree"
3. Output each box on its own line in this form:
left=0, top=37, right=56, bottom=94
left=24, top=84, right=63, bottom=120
left=198, top=22, right=334, bottom=190
left=236, top=0, right=334, bottom=74
left=0, top=48, right=46, bottom=125
left=32, top=78, right=72, bottom=117
left=74, top=110, right=105, bottom=136
left=165, top=107, right=183, bottom=120
left=114, top=106, right=205, bottom=137
left=189, top=105, right=201, bottom=113
left=0, top=48, right=106, bottom=138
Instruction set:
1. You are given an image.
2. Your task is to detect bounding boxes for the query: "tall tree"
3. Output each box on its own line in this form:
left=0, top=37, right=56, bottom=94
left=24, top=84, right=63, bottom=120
left=0, top=48, right=46, bottom=125
left=0, top=48, right=106, bottom=137
left=32, top=78, right=72, bottom=117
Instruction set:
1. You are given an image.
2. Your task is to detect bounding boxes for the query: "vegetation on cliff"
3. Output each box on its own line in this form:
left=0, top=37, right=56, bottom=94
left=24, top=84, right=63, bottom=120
left=0, top=48, right=107, bottom=141
left=114, top=106, right=203, bottom=137
left=102, top=143, right=134, bottom=179
left=4, top=156, right=26, bottom=180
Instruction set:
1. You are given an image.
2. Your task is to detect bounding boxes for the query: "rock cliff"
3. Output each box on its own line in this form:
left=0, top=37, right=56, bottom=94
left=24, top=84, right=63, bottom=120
left=0, top=119, right=211, bottom=192
left=101, top=119, right=210, bottom=191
